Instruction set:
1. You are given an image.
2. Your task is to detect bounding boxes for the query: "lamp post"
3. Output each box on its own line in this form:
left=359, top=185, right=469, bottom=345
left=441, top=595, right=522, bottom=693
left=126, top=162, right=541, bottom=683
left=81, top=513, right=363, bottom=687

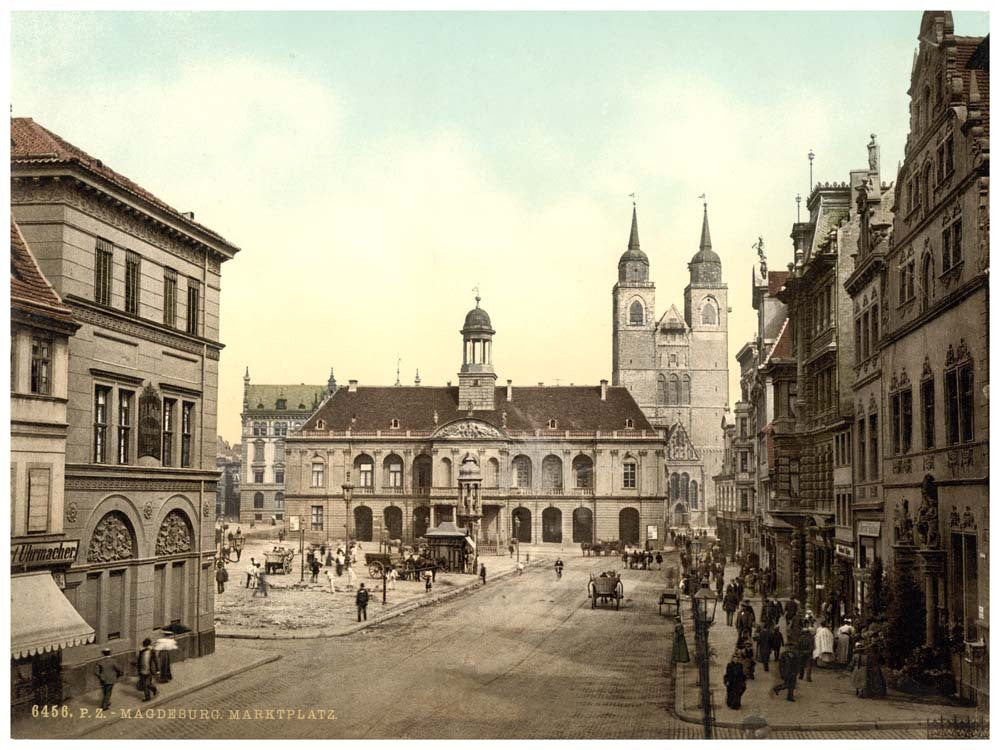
left=513, top=514, right=521, bottom=564
left=342, top=481, right=354, bottom=546
left=692, top=583, right=719, bottom=740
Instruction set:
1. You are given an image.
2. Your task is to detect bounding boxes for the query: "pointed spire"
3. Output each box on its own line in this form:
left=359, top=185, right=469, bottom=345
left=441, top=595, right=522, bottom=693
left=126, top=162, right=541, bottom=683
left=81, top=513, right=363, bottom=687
left=244, top=366, right=250, bottom=381
left=628, top=204, right=640, bottom=251
left=699, top=201, right=712, bottom=251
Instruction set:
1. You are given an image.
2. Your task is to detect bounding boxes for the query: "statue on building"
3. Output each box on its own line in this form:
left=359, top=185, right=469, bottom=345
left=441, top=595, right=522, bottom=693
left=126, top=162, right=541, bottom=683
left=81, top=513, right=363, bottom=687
left=949, top=505, right=961, bottom=528
left=894, top=499, right=914, bottom=545
left=914, top=474, right=940, bottom=548
left=754, top=236, right=767, bottom=275
left=868, top=134, right=879, bottom=173
left=962, top=506, right=976, bottom=529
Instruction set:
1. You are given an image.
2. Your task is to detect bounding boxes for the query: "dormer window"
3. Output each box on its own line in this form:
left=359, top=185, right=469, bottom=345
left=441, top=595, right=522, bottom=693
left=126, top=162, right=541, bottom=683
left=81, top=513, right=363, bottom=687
left=316, top=419, right=326, bottom=430
left=390, top=418, right=400, bottom=429
left=276, top=398, right=287, bottom=410
left=625, top=419, right=634, bottom=429
left=547, top=419, right=557, bottom=429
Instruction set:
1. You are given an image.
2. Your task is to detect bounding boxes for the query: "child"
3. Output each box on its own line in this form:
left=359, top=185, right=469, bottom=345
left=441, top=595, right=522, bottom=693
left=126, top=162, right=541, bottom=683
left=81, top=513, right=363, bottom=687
left=424, top=573, right=433, bottom=593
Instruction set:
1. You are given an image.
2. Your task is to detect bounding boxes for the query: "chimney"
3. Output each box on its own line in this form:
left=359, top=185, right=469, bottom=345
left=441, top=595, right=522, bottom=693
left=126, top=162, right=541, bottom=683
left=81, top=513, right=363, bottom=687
left=447, top=380, right=452, bottom=387
left=506, top=379, right=512, bottom=401
left=538, top=382, right=544, bottom=387
left=348, top=379, right=358, bottom=393
left=600, top=379, right=608, bottom=401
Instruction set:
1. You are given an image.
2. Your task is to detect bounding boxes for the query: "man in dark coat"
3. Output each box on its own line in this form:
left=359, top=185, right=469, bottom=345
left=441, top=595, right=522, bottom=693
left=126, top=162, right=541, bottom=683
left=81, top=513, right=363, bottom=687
left=723, top=584, right=739, bottom=626
left=797, top=628, right=815, bottom=681
left=735, top=600, right=756, bottom=641
left=772, top=648, right=798, bottom=701
left=215, top=562, right=228, bottom=594
left=754, top=624, right=773, bottom=672
left=136, top=638, right=159, bottom=701
left=356, top=583, right=370, bottom=621
left=770, top=625, right=785, bottom=662
left=95, top=648, right=121, bottom=710
left=724, top=654, right=747, bottom=709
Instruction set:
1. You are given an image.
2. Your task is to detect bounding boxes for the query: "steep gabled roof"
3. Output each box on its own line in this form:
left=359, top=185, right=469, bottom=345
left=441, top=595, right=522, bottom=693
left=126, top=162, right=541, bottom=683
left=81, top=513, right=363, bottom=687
left=10, top=218, right=76, bottom=329
left=762, top=318, right=791, bottom=366
left=246, top=384, right=328, bottom=415
left=302, top=385, right=655, bottom=433
left=658, top=304, right=687, bottom=331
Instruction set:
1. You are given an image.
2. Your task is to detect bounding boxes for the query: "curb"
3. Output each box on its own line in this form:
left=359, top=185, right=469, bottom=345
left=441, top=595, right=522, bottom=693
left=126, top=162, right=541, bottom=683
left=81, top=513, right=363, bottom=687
left=216, top=559, right=543, bottom=640
left=69, top=652, right=283, bottom=739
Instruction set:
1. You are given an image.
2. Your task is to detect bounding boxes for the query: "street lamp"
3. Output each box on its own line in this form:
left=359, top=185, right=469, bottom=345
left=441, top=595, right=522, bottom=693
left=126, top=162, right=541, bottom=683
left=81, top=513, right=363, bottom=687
left=342, top=482, right=354, bottom=545
left=692, top=584, right=719, bottom=740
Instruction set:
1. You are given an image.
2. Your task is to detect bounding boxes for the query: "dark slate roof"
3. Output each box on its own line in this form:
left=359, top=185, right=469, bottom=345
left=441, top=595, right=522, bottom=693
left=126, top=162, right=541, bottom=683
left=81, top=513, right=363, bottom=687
left=11, top=117, right=239, bottom=254
left=246, top=384, right=327, bottom=414
left=618, top=205, right=649, bottom=266
left=690, top=204, right=720, bottom=265
left=10, top=218, right=76, bottom=327
left=303, top=385, right=655, bottom=433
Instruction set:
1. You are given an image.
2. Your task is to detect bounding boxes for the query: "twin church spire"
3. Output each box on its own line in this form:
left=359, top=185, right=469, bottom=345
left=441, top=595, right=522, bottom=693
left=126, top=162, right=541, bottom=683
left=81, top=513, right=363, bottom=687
left=618, top=199, right=721, bottom=284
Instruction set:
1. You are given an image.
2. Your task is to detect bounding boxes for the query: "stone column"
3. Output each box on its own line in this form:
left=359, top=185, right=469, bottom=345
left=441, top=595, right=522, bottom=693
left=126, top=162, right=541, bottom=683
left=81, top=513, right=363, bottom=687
left=917, top=548, right=946, bottom=645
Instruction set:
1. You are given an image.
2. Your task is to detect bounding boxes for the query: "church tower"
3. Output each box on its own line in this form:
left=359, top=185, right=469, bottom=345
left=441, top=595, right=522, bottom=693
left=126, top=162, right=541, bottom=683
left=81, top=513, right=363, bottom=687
left=683, top=202, right=729, bottom=512
left=611, top=205, right=656, bottom=403
left=457, top=294, right=496, bottom=411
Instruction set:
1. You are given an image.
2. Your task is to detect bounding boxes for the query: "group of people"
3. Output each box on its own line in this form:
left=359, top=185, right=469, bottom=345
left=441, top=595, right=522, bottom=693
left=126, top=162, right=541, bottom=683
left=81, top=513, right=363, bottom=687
left=94, top=636, right=176, bottom=710
left=622, top=547, right=663, bottom=570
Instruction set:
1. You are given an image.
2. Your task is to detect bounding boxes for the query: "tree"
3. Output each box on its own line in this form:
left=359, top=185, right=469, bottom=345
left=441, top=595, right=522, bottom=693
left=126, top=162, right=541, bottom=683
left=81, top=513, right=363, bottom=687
left=884, top=557, right=925, bottom=669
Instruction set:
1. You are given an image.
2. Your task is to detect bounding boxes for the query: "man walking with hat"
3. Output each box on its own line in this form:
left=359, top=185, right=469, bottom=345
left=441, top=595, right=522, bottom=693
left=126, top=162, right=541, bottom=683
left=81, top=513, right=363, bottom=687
left=95, top=648, right=121, bottom=710
left=136, top=638, right=159, bottom=701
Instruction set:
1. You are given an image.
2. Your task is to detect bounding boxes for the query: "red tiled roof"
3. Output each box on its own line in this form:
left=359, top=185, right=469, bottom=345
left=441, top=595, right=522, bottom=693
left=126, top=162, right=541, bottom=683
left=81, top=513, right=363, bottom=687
left=767, top=271, right=789, bottom=296
left=10, top=218, right=76, bottom=327
left=10, top=118, right=238, bottom=252
left=303, top=385, right=655, bottom=434
left=763, top=318, right=791, bottom=365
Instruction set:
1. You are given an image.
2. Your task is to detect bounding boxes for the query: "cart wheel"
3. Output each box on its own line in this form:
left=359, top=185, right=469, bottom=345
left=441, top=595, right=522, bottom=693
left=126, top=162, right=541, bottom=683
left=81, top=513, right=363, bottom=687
left=368, top=562, right=384, bottom=579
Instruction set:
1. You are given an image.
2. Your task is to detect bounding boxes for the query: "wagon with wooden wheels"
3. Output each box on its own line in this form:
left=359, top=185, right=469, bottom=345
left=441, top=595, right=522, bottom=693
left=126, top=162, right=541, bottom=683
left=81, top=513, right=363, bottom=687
left=365, top=552, right=402, bottom=579
left=588, top=572, right=623, bottom=609
left=264, top=546, right=295, bottom=574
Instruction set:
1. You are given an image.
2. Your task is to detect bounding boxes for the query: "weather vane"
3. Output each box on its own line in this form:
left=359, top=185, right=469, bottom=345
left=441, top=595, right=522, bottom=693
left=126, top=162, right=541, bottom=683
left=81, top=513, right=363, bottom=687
left=698, top=193, right=707, bottom=210
left=628, top=191, right=637, bottom=206
left=472, top=283, right=481, bottom=306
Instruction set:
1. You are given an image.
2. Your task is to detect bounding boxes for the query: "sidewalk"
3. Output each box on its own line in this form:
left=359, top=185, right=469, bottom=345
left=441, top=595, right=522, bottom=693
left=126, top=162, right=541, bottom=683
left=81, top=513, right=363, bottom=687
left=216, top=548, right=550, bottom=639
left=12, top=642, right=280, bottom=739
left=671, top=564, right=982, bottom=731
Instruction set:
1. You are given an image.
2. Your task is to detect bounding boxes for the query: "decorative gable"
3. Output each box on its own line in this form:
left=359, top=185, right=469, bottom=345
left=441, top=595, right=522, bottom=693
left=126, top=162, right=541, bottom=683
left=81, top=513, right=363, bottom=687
left=666, top=421, right=700, bottom=462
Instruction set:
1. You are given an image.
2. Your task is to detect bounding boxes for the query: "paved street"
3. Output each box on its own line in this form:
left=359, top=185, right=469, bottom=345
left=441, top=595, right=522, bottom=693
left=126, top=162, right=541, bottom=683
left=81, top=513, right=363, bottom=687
left=20, top=550, right=960, bottom=740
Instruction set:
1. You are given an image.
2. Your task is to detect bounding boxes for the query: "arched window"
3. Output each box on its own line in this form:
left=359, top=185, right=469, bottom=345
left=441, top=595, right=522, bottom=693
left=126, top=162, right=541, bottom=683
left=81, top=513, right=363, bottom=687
left=923, top=162, right=933, bottom=212
left=681, top=374, right=691, bottom=405
left=921, top=253, right=934, bottom=311
left=353, top=506, right=373, bottom=541
left=572, top=507, right=593, bottom=543
left=384, top=506, right=403, bottom=539
left=439, top=457, right=452, bottom=487
left=670, top=374, right=681, bottom=405
left=413, top=455, right=432, bottom=490
left=572, top=455, right=593, bottom=489
left=487, top=457, right=500, bottom=488
left=383, top=454, right=403, bottom=489
left=690, top=481, right=698, bottom=510
left=512, top=456, right=531, bottom=488
left=657, top=374, right=668, bottom=405
left=253, top=492, right=264, bottom=509
left=922, top=84, right=931, bottom=131
left=542, top=455, right=563, bottom=491
left=542, top=507, right=562, bottom=543
left=701, top=298, right=718, bottom=325
left=680, top=472, right=690, bottom=501
left=629, top=300, right=644, bottom=325
left=669, top=472, right=680, bottom=501
left=354, top=454, right=373, bottom=488
left=274, top=492, right=284, bottom=511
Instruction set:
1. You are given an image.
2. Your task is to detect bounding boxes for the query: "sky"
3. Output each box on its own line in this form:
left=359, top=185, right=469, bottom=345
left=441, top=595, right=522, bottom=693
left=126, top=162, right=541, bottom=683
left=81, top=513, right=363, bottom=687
left=10, top=9, right=990, bottom=444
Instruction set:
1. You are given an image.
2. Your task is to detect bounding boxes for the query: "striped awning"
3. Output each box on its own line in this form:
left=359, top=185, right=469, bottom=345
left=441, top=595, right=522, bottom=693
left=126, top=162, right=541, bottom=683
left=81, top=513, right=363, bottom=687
left=11, top=571, right=95, bottom=659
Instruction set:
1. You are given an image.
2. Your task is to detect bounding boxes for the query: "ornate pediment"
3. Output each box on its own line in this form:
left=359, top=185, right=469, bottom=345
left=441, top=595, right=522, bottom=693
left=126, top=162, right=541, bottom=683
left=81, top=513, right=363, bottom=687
left=433, top=419, right=506, bottom=440
left=666, top=421, right=700, bottom=462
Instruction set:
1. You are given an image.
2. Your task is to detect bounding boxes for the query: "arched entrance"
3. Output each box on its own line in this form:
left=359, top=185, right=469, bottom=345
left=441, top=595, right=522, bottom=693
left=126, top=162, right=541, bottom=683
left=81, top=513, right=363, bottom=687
left=542, top=507, right=562, bottom=543
left=619, top=507, right=640, bottom=545
left=673, top=503, right=688, bottom=527
left=354, top=506, right=373, bottom=542
left=384, top=506, right=403, bottom=540
left=412, top=506, right=430, bottom=540
left=572, top=507, right=594, bottom=543
left=512, top=507, right=531, bottom=543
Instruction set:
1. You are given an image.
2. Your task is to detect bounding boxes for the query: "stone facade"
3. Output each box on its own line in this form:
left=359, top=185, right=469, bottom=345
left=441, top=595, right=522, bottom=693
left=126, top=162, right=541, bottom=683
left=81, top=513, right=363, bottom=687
left=877, top=12, right=988, bottom=703
left=239, top=373, right=332, bottom=525
left=11, top=117, right=240, bottom=700
left=612, top=204, right=729, bottom=529
left=286, top=300, right=675, bottom=550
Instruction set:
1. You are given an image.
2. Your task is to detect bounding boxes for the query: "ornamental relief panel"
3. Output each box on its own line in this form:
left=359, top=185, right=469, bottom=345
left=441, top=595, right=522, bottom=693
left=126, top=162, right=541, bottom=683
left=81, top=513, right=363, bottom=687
left=433, top=420, right=505, bottom=440
left=156, top=511, right=193, bottom=556
left=87, top=512, right=135, bottom=563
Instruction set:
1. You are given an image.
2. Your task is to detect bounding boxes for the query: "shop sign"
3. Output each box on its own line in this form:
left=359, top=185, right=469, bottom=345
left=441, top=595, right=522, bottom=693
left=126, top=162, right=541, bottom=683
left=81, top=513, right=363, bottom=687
left=857, top=521, right=881, bottom=537
left=835, top=542, right=855, bottom=560
left=10, top=540, right=80, bottom=568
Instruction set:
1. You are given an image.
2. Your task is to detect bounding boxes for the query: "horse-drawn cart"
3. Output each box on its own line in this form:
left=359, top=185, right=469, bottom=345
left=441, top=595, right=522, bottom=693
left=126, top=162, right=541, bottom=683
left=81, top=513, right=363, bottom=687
left=365, top=552, right=402, bottom=579
left=588, top=572, right=623, bottom=609
left=264, top=546, right=295, bottom=574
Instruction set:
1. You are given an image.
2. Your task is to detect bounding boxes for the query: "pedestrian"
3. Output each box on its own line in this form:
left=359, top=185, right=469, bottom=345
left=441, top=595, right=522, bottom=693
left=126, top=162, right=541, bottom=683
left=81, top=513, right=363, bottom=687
left=325, top=568, right=337, bottom=593
left=814, top=620, right=835, bottom=669
left=356, top=583, right=369, bottom=622
left=772, top=648, right=799, bottom=701
left=739, top=637, right=756, bottom=681
left=479, top=564, right=487, bottom=585
left=136, top=638, right=159, bottom=701
left=516, top=561, right=525, bottom=575
left=215, top=562, right=228, bottom=594
left=245, top=558, right=257, bottom=588
left=253, top=568, right=268, bottom=597
left=723, top=584, right=739, bottom=626
left=864, top=644, right=887, bottom=698
left=671, top=622, right=690, bottom=664
left=724, top=653, right=748, bottom=709
left=836, top=619, right=855, bottom=666
left=655, top=551, right=663, bottom=570
left=785, top=597, right=799, bottom=628
left=797, top=627, right=814, bottom=681
left=755, top=624, right=773, bottom=672
left=770, top=624, right=785, bottom=662
left=508, top=543, right=514, bottom=558
left=310, top=557, right=321, bottom=583
left=335, top=552, right=344, bottom=577
left=715, top=573, right=725, bottom=598
left=425, top=573, right=433, bottom=593
left=156, top=637, right=174, bottom=682
left=95, top=647, right=121, bottom=710
left=736, top=600, right=756, bottom=642
left=387, top=567, right=398, bottom=590
left=345, top=564, right=357, bottom=590
left=850, top=642, right=867, bottom=696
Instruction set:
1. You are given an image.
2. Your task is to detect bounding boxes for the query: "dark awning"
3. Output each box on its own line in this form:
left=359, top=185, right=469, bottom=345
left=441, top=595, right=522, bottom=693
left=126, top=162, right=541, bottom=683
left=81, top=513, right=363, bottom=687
left=424, top=521, right=469, bottom=538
